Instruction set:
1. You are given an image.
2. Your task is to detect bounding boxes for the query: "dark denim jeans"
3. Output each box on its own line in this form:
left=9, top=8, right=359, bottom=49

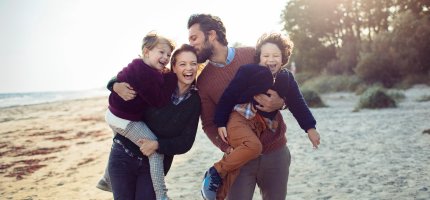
left=108, top=141, right=156, bottom=200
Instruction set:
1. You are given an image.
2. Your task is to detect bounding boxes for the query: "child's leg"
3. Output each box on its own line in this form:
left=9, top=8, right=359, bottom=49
left=214, top=111, right=263, bottom=177
left=211, top=112, right=263, bottom=199
left=124, top=121, right=168, bottom=200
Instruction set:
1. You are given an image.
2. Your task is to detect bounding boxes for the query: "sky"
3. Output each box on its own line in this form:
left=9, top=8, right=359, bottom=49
left=0, top=0, right=288, bottom=93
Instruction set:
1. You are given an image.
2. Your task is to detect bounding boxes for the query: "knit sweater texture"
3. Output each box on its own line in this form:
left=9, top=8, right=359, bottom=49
left=113, top=90, right=201, bottom=170
left=108, top=58, right=177, bottom=121
left=214, top=64, right=316, bottom=132
left=197, top=47, right=287, bottom=153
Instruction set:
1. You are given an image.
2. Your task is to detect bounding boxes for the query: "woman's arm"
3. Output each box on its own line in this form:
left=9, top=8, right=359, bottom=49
left=107, top=76, right=137, bottom=101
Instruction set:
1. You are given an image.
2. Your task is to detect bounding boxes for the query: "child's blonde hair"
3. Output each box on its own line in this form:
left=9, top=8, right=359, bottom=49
left=141, top=31, right=175, bottom=52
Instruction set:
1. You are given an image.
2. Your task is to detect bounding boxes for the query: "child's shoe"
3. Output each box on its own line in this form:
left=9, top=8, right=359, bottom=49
left=96, top=178, right=112, bottom=192
left=201, top=166, right=222, bottom=200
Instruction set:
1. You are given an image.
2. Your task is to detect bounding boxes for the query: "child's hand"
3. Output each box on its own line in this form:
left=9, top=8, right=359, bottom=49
left=218, top=127, right=228, bottom=144
left=307, top=128, right=320, bottom=149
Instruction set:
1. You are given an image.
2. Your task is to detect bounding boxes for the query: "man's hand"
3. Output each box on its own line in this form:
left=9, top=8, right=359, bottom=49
left=137, top=139, right=159, bottom=156
left=113, top=82, right=136, bottom=101
left=217, top=127, right=228, bottom=144
left=254, top=89, right=285, bottom=112
left=307, top=128, right=321, bottom=149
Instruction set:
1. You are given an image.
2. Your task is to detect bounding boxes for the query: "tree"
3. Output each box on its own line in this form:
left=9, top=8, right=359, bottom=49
left=281, top=0, right=430, bottom=80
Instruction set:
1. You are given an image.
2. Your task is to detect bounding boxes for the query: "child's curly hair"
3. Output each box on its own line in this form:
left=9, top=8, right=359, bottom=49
left=254, top=32, right=294, bottom=66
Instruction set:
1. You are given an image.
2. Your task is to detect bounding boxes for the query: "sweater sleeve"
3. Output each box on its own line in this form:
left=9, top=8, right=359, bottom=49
left=157, top=95, right=201, bottom=155
left=213, top=66, right=250, bottom=127
left=284, top=72, right=316, bottom=132
left=106, top=76, right=118, bottom=91
left=119, top=60, right=175, bottom=107
left=199, top=85, right=231, bottom=152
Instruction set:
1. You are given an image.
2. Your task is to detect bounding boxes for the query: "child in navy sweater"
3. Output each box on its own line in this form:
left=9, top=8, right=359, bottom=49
left=201, top=33, right=321, bottom=199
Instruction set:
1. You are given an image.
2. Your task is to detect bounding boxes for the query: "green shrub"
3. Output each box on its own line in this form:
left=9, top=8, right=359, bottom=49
left=386, top=89, right=406, bottom=101
left=355, top=51, right=401, bottom=87
left=301, top=75, right=362, bottom=93
left=354, top=83, right=384, bottom=95
left=301, top=89, right=326, bottom=108
left=356, top=87, right=396, bottom=109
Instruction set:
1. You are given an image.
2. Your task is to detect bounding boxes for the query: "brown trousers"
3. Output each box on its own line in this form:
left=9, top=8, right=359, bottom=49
left=214, top=111, right=265, bottom=199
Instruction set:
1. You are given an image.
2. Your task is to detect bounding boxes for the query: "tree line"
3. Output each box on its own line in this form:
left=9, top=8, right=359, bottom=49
left=282, top=0, right=430, bottom=87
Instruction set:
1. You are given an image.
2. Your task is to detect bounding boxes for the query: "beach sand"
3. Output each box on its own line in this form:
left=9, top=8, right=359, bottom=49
left=1, top=85, right=429, bottom=200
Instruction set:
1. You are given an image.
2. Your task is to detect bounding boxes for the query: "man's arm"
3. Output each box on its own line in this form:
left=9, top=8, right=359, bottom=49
left=199, top=88, right=230, bottom=152
left=107, top=76, right=136, bottom=101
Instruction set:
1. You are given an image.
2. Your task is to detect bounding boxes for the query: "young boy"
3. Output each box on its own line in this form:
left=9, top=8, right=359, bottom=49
left=201, top=33, right=320, bottom=200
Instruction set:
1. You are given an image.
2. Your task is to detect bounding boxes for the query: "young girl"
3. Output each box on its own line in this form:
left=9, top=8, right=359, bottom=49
left=201, top=33, right=321, bottom=200
left=106, top=32, right=176, bottom=200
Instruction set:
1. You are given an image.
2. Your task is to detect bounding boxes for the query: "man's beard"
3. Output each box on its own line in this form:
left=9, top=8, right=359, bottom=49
left=197, top=42, right=213, bottom=63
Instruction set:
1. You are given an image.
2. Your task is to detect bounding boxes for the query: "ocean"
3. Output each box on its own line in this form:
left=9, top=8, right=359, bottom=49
left=0, top=88, right=109, bottom=108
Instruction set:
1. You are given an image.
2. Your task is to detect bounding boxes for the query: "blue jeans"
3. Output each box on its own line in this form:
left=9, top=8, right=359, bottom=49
left=108, top=141, right=156, bottom=200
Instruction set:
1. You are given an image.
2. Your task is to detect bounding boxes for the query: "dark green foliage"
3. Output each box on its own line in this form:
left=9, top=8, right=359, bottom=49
left=301, top=89, right=326, bottom=108
left=301, top=75, right=362, bottom=93
left=357, top=87, right=396, bottom=109
left=281, top=0, right=430, bottom=86
left=355, top=11, right=430, bottom=87
left=355, top=46, right=401, bottom=87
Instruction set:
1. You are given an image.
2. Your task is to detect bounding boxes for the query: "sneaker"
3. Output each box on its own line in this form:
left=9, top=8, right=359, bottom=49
left=201, top=166, right=222, bottom=200
left=96, top=178, right=112, bottom=192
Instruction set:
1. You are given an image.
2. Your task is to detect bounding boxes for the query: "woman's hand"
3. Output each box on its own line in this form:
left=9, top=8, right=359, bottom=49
left=113, top=82, right=136, bottom=101
left=254, top=89, right=285, bottom=112
left=307, top=128, right=321, bottom=149
left=137, top=139, right=159, bottom=156
left=218, top=127, right=228, bottom=144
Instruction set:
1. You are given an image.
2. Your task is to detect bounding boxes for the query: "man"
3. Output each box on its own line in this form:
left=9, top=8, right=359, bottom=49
left=188, top=14, right=291, bottom=200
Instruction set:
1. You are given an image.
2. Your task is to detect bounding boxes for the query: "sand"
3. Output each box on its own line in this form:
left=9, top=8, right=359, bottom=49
left=1, top=85, right=429, bottom=200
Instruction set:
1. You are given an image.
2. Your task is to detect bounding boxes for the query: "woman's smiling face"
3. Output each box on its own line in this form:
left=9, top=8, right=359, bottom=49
left=172, top=51, right=198, bottom=86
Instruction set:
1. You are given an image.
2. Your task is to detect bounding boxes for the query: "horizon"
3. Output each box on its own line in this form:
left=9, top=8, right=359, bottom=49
left=0, top=0, right=287, bottom=93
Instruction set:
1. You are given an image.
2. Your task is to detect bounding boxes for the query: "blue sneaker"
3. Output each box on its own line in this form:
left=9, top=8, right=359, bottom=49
left=201, top=166, right=222, bottom=200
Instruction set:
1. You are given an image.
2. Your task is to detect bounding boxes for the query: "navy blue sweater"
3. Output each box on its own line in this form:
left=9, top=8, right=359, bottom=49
left=214, top=64, right=316, bottom=132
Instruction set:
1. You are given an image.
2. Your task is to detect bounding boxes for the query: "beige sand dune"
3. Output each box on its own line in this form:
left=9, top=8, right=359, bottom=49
left=1, top=85, right=429, bottom=200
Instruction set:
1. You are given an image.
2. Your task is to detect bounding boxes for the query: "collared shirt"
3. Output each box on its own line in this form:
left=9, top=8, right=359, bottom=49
left=209, top=47, right=236, bottom=67
left=171, top=84, right=197, bottom=105
left=234, top=102, right=278, bottom=132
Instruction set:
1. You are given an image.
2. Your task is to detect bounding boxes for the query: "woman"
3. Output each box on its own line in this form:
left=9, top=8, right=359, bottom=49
left=101, top=44, right=201, bottom=200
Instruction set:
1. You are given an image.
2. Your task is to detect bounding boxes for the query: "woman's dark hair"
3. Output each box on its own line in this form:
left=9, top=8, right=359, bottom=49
left=187, top=14, right=228, bottom=46
left=254, top=33, right=294, bottom=66
left=170, top=44, right=198, bottom=67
